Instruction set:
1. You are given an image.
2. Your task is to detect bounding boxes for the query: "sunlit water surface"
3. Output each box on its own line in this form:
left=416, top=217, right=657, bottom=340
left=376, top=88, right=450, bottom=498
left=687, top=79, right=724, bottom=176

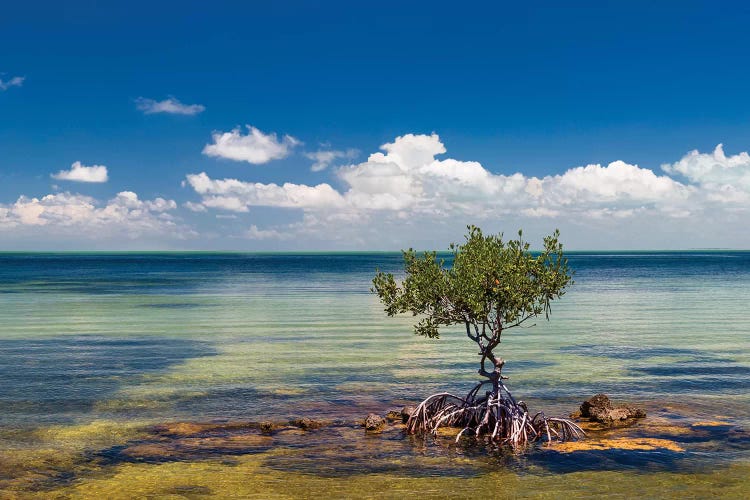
left=0, top=252, right=748, bottom=497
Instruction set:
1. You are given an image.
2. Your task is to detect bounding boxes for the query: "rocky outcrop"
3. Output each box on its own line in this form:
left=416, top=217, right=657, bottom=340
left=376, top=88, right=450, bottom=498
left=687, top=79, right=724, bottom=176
left=576, top=394, right=646, bottom=425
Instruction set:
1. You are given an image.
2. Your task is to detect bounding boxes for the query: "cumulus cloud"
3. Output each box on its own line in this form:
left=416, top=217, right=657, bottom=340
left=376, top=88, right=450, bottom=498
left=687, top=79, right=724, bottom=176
left=184, top=133, right=750, bottom=249
left=186, top=132, right=697, bottom=219
left=51, top=161, right=109, bottom=183
left=0, top=76, right=24, bottom=91
left=334, top=133, right=691, bottom=216
left=662, top=144, right=750, bottom=203
left=135, top=96, right=205, bottom=115
left=304, top=148, right=358, bottom=172
left=203, top=126, right=300, bottom=164
left=539, top=161, right=692, bottom=208
left=0, top=191, right=187, bottom=243
left=185, top=172, right=345, bottom=211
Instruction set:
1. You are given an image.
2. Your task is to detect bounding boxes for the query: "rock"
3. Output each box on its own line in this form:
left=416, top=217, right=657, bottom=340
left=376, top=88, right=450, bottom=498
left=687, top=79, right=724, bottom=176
left=580, top=393, right=613, bottom=417
left=151, top=422, right=211, bottom=437
left=259, top=421, right=279, bottom=434
left=607, top=408, right=632, bottom=422
left=363, top=413, right=386, bottom=432
left=626, top=406, right=647, bottom=419
left=401, top=405, right=417, bottom=423
left=290, top=418, right=324, bottom=431
left=385, top=410, right=402, bottom=422
left=579, top=394, right=646, bottom=425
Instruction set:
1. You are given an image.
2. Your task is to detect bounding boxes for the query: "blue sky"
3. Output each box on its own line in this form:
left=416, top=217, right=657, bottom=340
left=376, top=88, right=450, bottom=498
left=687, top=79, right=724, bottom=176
left=2, top=1, right=750, bottom=250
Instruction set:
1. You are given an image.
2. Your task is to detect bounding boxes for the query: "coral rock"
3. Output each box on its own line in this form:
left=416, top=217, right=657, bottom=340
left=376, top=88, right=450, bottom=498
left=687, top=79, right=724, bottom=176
left=364, top=414, right=386, bottom=432
left=579, top=394, right=646, bottom=425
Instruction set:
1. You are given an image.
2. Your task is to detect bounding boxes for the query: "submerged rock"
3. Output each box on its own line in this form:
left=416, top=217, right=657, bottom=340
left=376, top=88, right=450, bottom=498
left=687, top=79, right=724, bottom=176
left=551, top=437, right=684, bottom=453
left=364, top=413, right=386, bottom=432
left=385, top=410, right=402, bottom=422
left=578, top=394, right=646, bottom=425
left=259, top=421, right=280, bottom=434
left=151, top=422, right=213, bottom=437
left=120, top=433, right=274, bottom=462
left=290, top=418, right=325, bottom=431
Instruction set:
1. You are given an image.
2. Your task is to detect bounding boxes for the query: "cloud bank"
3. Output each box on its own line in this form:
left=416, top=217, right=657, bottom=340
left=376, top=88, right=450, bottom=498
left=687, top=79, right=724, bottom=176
left=187, top=133, right=700, bottom=216
left=185, top=133, right=750, bottom=248
left=4, top=132, right=749, bottom=249
left=0, top=191, right=188, bottom=244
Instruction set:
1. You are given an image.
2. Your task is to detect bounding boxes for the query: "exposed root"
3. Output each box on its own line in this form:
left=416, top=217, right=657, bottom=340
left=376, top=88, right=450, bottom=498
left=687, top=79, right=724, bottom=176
left=406, top=383, right=585, bottom=450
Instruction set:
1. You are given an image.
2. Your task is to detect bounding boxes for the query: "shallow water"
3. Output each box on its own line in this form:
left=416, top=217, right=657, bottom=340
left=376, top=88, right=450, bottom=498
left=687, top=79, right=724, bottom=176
left=0, top=252, right=749, bottom=497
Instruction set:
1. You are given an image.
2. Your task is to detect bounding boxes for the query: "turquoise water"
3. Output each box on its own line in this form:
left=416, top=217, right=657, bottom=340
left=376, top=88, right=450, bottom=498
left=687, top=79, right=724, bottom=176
left=1, top=252, right=749, bottom=496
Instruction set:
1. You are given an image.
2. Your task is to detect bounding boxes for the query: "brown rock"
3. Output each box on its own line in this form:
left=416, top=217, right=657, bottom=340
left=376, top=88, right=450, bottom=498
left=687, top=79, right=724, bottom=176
left=385, top=410, right=402, bottom=422
left=291, top=418, right=324, bottom=430
left=580, top=394, right=612, bottom=418
left=259, top=421, right=279, bottom=434
left=364, top=413, right=386, bottom=432
left=625, top=406, right=647, bottom=419
left=579, top=394, right=646, bottom=425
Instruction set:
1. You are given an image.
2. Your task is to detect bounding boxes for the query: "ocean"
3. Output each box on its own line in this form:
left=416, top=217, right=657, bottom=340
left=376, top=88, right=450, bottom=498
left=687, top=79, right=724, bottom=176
left=1, top=252, right=749, bottom=497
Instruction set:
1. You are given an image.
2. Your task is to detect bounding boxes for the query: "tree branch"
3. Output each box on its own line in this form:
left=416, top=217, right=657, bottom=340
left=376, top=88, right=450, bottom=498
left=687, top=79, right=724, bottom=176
left=503, top=313, right=537, bottom=330
left=465, top=320, right=478, bottom=342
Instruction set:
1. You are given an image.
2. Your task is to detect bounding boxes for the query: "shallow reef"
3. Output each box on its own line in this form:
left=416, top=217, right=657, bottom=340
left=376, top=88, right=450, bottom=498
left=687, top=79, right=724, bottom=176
left=1, top=404, right=749, bottom=498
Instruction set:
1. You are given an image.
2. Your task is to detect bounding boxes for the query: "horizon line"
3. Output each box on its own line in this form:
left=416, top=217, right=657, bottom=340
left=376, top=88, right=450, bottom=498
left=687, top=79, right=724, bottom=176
left=0, top=248, right=746, bottom=254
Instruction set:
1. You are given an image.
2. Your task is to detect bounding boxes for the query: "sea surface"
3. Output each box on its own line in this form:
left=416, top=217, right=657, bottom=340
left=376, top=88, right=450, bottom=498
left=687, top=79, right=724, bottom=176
left=0, top=252, right=749, bottom=498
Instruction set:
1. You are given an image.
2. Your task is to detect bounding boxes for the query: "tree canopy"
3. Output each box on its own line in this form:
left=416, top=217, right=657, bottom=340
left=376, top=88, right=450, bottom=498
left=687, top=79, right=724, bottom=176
left=372, top=225, right=573, bottom=340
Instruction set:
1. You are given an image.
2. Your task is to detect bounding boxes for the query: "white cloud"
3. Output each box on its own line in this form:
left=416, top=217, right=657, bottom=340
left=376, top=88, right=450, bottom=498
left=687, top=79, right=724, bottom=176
left=0, top=191, right=188, bottom=242
left=203, top=126, right=300, bottom=164
left=538, top=160, right=692, bottom=213
left=202, top=196, right=250, bottom=212
left=109, top=191, right=176, bottom=212
left=183, top=201, right=207, bottom=212
left=304, top=148, right=358, bottom=171
left=185, top=172, right=345, bottom=212
left=188, top=133, right=699, bottom=219
left=0, top=76, right=24, bottom=91
left=662, top=144, right=750, bottom=199
left=51, top=161, right=109, bottom=183
left=184, top=133, right=750, bottom=249
left=246, top=224, right=292, bottom=240
left=135, top=96, right=205, bottom=115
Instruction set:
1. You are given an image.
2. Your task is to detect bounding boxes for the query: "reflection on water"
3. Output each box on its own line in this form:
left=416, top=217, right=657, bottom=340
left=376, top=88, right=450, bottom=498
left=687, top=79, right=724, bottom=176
left=0, top=252, right=749, bottom=495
